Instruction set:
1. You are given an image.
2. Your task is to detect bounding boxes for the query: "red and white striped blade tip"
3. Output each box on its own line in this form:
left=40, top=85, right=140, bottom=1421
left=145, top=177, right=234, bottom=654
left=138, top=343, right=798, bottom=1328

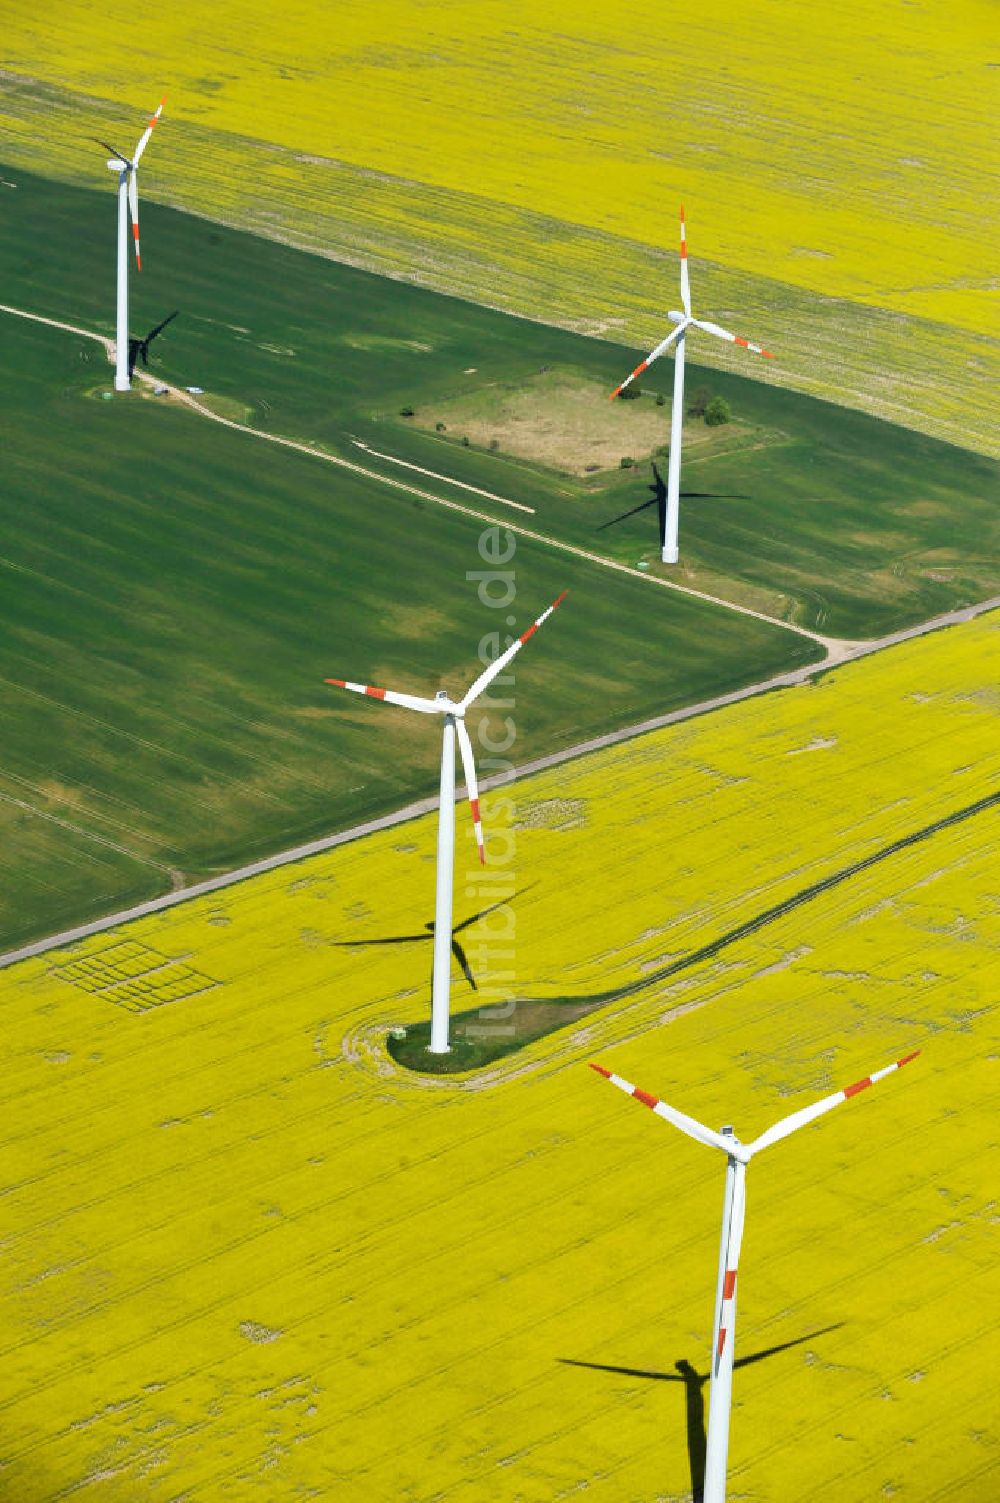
left=609, top=362, right=647, bottom=400
left=470, top=799, right=486, bottom=864
left=518, top=588, right=568, bottom=644
left=848, top=1049, right=921, bottom=1095
left=589, top=1063, right=658, bottom=1111
left=324, top=676, right=384, bottom=699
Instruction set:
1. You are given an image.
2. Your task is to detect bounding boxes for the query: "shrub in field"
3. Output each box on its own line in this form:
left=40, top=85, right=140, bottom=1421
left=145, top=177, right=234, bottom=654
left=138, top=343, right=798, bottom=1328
left=400, top=405, right=415, bottom=417
left=655, top=392, right=666, bottom=406
left=620, top=456, right=635, bottom=468
left=704, top=396, right=732, bottom=426
left=617, top=384, right=642, bottom=401
left=688, top=384, right=712, bottom=417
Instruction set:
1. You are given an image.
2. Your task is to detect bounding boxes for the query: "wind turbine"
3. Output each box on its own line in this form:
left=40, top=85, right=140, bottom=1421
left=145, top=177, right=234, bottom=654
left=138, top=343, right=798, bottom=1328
left=590, top=1049, right=920, bottom=1502
left=609, top=206, right=774, bottom=565
left=96, top=97, right=166, bottom=392
left=324, top=590, right=566, bottom=1053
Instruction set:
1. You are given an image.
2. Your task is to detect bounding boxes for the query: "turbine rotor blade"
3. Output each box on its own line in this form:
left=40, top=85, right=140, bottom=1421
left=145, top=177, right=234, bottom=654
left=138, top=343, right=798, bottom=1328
left=746, top=1051, right=920, bottom=1158
left=96, top=138, right=131, bottom=165
left=127, top=171, right=141, bottom=270
left=690, top=318, right=774, bottom=359
left=717, top=1164, right=746, bottom=1365
left=608, top=321, right=688, bottom=400
left=324, top=678, right=443, bottom=715
left=460, top=590, right=567, bottom=709
left=133, top=96, right=166, bottom=165
left=589, top=1064, right=739, bottom=1156
left=455, top=719, right=485, bottom=865
left=679, top=204, right=691, bottom=317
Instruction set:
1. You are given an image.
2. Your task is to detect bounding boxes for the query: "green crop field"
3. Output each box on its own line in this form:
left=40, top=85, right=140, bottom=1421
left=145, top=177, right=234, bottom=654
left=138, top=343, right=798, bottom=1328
left=2, top=167, right=998, bottom=641
left=0, top=312, right=820, bottom=951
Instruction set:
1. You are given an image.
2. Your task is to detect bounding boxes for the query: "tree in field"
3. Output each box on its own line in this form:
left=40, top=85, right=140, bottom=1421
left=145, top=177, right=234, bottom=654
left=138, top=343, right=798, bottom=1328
left=704, top=395, right=732, bottom=427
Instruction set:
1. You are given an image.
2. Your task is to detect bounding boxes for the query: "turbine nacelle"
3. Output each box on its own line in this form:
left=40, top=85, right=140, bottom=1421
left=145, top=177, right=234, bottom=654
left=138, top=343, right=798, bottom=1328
left=608, top=208, right=775, bottom=403
left=96, top=97, right=165, bottom=292
left=324, top=589, right=567, bottom=868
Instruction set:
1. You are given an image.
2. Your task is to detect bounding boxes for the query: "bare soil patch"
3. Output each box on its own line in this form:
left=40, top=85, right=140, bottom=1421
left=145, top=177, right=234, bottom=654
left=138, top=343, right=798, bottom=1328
left=411, top=371, right=674, bottom=475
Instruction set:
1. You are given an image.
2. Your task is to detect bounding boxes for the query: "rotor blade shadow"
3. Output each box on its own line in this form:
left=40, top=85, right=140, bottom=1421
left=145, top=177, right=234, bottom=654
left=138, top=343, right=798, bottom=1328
left=559, top=1325, right=843, bottom=1502
left=597, top=459, right=747, bottom=533
left=129, top=311, right=179, bottom=379
left=335, top=887, right=537, bottom=993
left=144, top=310, right=179, bottom=346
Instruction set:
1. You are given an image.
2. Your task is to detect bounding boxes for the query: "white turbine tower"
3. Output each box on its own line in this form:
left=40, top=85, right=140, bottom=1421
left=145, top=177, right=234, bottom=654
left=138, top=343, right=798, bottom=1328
left=325, top=590, right=566, bottom=1053
left=609, top=206, right=774, bottom=565
left=590, top=1049, right=920, bottom=1502
left=96, top=97, right=166, bottom=392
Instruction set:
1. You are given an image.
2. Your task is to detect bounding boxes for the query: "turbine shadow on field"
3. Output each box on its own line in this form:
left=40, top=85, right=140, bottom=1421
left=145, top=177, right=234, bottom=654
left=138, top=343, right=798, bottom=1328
left=390, top=787, right=1000, bottom=1072
left=596, top=461, right=749, bottom=535
left=560, top=1325, right=843, bottom=1501
left=336, top=889, right=535, bottom=993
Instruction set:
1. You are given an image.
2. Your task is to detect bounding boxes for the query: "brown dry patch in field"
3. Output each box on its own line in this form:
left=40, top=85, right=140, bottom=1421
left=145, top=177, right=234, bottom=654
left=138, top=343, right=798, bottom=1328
left=512, top=796, right=588, bottom=831
left=892, top=498, right=950, bottom=519
left=35, top=780, right=85, bottom=808
left=671, top=561, right=799, bottom=623
left=413, top=373, right=674, bottom=475
left=380, top=603, right=452, bottom=638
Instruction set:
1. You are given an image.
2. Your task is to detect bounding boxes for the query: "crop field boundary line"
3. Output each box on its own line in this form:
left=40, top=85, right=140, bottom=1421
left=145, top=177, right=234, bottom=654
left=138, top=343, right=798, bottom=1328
left=2, top=591, right=997, bottom=972
left=0, top=300, right=829, bottom=647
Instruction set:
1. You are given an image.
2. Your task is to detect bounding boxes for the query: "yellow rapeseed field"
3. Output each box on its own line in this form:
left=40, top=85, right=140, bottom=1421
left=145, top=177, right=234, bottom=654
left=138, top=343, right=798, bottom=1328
left=1, top=2, right=997, bottom=451
left=2, top=612, right=997, bottom=1499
